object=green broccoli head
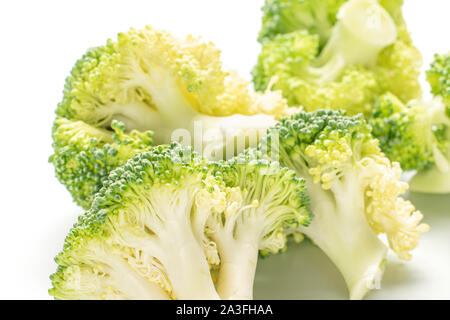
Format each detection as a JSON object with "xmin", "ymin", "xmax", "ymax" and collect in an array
[
  {"xmin": 261, "ymin": 110, "xmax": 429, "ymax": 299},
  {"xmin": 427, "ymin": 52, "xmax": 450, "ymax": 113},
  {"xmin": 50, "ymin": 143, "xmax": 219, "ymax": 300},
  {"xmin": 253, "ymin": 0, "xmax": 422, "ymax": 116},
  {"xmin": 265, "ymin": 110, "xmax": 379, "ymax": 189},
  {"xmin": 49, "ymin": 118, "xmax": 153, "ymax": 209},
  {"xmin": 369, "ymin": 93, "xmax": 438, "ymax": 171},
  {"xmin": 370, "ymin": 52, "xmax": 450, "ymax": 193},
  {"xmin": 253, "ymin": 29, "xmax": 381, "ymax": 115},
  {"xmin": 50, "ymin": 143, "xmax": 311, "ymax": 300},
  {"xmin": 258, "ymin": 0, "xmax": 346, "ymax": 46}
]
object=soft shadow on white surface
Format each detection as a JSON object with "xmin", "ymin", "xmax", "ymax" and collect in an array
[
  {"xmin": 254, "ymin": 193, "xmax": 450, "ymax": 300},
  {"xmin": 254, "ymin": 239, "xmax": 348, "ymax": 299}
]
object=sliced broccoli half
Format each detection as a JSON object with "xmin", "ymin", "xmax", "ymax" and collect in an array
[
  {"xmin": 49, "ymin": 143, "xmax": 311, "ymax": 300},
  {"xmin": 50, "ymin": 143, "xmax": 218, "ymax": 300},
  {"xmin": 253, "ymin": 0, "xmax": 422, "ymax": 116},
  {"xmin": 51, "ymin": 26, "xmax": 290, "ymax": 208},
  {"xmin": 260, "ymin": 110, "xmax": 429, "ymax": 299}
]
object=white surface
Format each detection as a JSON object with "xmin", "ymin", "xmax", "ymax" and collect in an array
[{"xmin": 0, "ymin": 0, "xmax": 449, "ymax": 299}]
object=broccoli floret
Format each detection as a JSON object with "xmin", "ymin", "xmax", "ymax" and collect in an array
[
  {"xmin": 370, "ymin": 52, "xmax": 450, "ymax": 193},
  {"xmin": 49, "ymin": 143, "xmax": 311, "ymax": 300},
  {"xmin": 49, "ymin": 118, "xmax": 153, "ymax": 209},
  {"xmin": 258, "ymin": 0, "xmax": 346, "ymax": 46},
  {"xmin": 260, "ymin": 110, "xmax": 429, "ymax": 299},
  {"xmin": 50, "ymin": 143, "xmax": 215, "ymax": 300},
  {"xmin": 50, "ymin": 143, "xmax": 220, "ymax": 300},
  {"xmin": 408, "ymin": 53, "xmax": 450, "ymax": 194},
  {"xmin": 370, "ymin": 94, "xmax": 448, "ymax": 171},
  {"xmin": 52, "ymin": 26, "xmax": 290, "ymax": 208},
  {"xmin": 427, "ymin": 53, "xmax": 450, "ymax": 113},
  {"xmin": 203, "ymin": 151, "xmax": 311, "ymax": 299},
  {"xmin": 253, "ymin": 0, "xmax": 422, "ymax": 116}
]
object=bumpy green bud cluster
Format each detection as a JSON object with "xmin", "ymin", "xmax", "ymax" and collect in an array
[
  {"xmin": 253, "ymin": 0, "xmax": 422, "ymax": 117},
  {"xmin": 55, "ymin": 27, "xmax": 226, "ymax": 123},
  {"xmin": 56, "ymin": 41, "xmax": 121, "ymax": 121},
  {"xmin": 427, "ymin": 52, "xmax": 450, "ymax": 114},
  {"xmin": 263, "ymin": 110, "xmax": 380, "ymax": 189},
  {"xmin": 50, "ymin": 143, "xmax": 206, "ymax": 298},
  {"xmin": 253, "ymin": 30, "xmax": 319, "ymax": 94},
  {"xmin": 261, "ymin": 109, "xmax": 429, "ymax": 269},
  {"xmin": 56, "ymin": 25, "xmax": 287, "ymax": 125},
  {"xmin": 49, "ymin": 118, "xmax": 153, "ymax": 209},
  {"xmin": 375, "ymin": 40, "xmax": 423, "ymax": 105},
  {"xmin": 252, "ymin": 30, "xmax": 380, "ymax": 114},
  {"xmin": 370, "ymin": 93, "xmax": 436, "ymax": 171},
  {"xmin": 369, "ymin": 52, "xmax": 450, "ymax": 175},
  {"xmin": 88, "ymin": 143, "xmax": 203, "ymax": 212},
  {"xmin": 58, "ymin": 143, "xmax": 201, "ymax": 252},
  {"xmin": 258, "ymin": 0, "xmax": 346, "ymax": 45},
  {"xmin": 213, "ymin": 150, "xmax": 312, "ymax": 243}
]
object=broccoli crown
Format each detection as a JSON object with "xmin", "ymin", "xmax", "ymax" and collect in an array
[
  {"xmin": 209, "ymin": 150, "xmax": 312, "ymax": 253},
  {"xmin": 55, "ymin": 143, "xmax": 203, "ymax": 259},
  {"xmin": 262, "ymin": 110, "xmax": 429, "ymax": 261},
  {"xmin": 370, "ymin": 53, "xmax": 450, "ymax": 173},
  {"xmin": 252, "ymin": 30, "xmax": 381, "ymax": 115},
  {"xmin": 50, "ymin": 142, "xmax": 311, "ymax": 300},
  {"xmin": 264, "ymin": 109, "xmax": 379, "ymax": 188},
  {"xmin": 258, "ymin": 0, "xmax": 346, "ymax": 46},
  {"xmin": 57, "ymin": 26, "xmax": 287, "ymax": 125},
  {"xmin": 427, "ymin": 52, "xmax": 450, "ymax": 112},
  {"xmin": 370, "ymin": 93, "xmax": 439, "ymax": 171},
  {"xmin": 49, "ymin": 118, "xmax": 153, "ymax": 209},
  {"xmin": 253, "ymin": 0, "xmax": 422, "ymax": 116},
  {"xmin": 50, "ymin": 143, "xmax": 213, "ymax": 300}
]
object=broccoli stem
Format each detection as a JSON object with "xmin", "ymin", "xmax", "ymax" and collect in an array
[
  {"xmin": 215, "ymin": 240, "xmax": 260, "ymax": 300},
  {"xmin": 164, "ymin": 240, "xmax": 220, "ymax": 299},
  {"xmin": 124, "ymin": 186, "xmax": 221, "ymax": 300},
  {"xmin": 307, "ymin": 0, "xmax": 397, "ymax": 85},
  {"xmin": 105, "ymin": 101, "xmax": 163, "ymax": 137},
  {"xmin": 114, "ymin": 224, "xmax": 220, "ymax": 299},
  {"xmin": 299, "ymin": 173, "xmax": 388, "ymax": 300}
]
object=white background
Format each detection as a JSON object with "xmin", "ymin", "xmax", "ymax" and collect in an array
[{"xmin": 0, "ymin": 0, "xmax": 449, "ymax": 299}]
